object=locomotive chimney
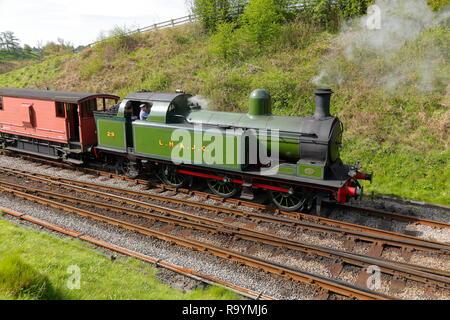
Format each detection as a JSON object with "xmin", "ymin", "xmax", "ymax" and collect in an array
[{"xmin": 314, "ymin": 88, "xmax": 333, "ymax": 120}]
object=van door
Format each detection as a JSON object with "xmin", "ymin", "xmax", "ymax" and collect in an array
[
  {"xmin": 79, "ymin": 99, "xmax": 99, "ymax": 146},
  {"xmin": 64, "ymin": 103, "xmax": 80, "ymax": 142}
]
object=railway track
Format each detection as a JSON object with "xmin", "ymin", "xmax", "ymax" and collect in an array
[
  {"xmin": 337, "ymin": 204, "xmax": 450, "ymax": 230},
  {"xmin": 0, "ymin": 206, "xmax": 277, "ymax": 300},
  {"xmin": 0, "ymin": 166, "xmax": 448, "ymax": 256},
  {"xmin": 0, "ymin": 185, "xmax": 390, "ymax": 300},
  {"xmin": 1, "ymin": 171, "xmax": 449, "ymax": 299},
  {"xmin": 0, "ymin": 152, "xmax": 449, "ymax": 299},
  {"xmin": 1, "ymin": 179, "xmax": 449, "ymax": 281},
  {"xmin": 2, "ymin": 152, "xmax": 449, "ymax": 233}
]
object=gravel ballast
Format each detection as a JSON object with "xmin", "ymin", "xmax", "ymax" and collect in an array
[
  {"xmin": 0, "ymin": 194, "xmax": 320, "ymax": 300},
  {"xmin": 1, "ymin": 154, "xmax": 449, "ymax": 300}
]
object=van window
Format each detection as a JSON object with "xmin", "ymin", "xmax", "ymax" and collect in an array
[
  {"xmin": 0, "ymin": 96, "xmax": 3, "ymax": 110},
  {"xmin": 56, "ymin": 102, "xmax": 65, "ymax": 117}
]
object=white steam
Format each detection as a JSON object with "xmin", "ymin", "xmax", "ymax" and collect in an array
[
  {"xmin": 312, "ymin": 0, "xmax": 450, "ymax": 93},
  {"xmin": 188, "ymin": 95, "xmax": 211, "ymax": 110}
]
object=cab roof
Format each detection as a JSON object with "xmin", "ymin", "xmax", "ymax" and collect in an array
[
  {"xmin": 124, "ymin": 91, "xmax": 188, "ymax": 102},
  {"xmin": 0, "ymin": 88, "xmax": 119, "ymax": 103}
]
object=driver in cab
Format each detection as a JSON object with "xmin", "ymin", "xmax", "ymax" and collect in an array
[{"xmin": 139, "ymin": 103, "xmax": 151, "ymax": 121}]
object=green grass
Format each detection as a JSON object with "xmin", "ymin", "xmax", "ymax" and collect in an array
[
  {"xmin": 0, "ymin": 55, "xmax": 67, "ymax": 88},
  {"xmin": 0, "ymin": 218, "xmax": 240, "ymax": 300},
  {"xmin": 0, "ymin": 18, "xmax": 448, "ymax": 205}
]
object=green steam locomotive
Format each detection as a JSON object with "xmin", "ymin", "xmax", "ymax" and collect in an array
[{"xmin": 92, "ymin": 88, "xmax": 372, "ymax": 212}]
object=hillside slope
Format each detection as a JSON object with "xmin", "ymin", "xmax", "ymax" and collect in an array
[{"xmin": 0, "ymin": 21, "xmax": 448, "ymax": 205}]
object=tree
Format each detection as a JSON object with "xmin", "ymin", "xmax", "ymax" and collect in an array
[
  {"xmin": 0, "ymin": 31, "xmax": 20, "ymax": 52},
  {"xmin": 23, "ymin": 44, "xmax": 32, "ymax": 53},
  {"xmin": 0, "ymin": 33, "xmax": 4, "ymax": 51},
  {"xmin": 42, "ymin": 38, "xmax": 74, "ymax": 56}
]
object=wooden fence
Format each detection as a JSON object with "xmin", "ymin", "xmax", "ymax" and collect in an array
[
  {"xmin": 83, "ymin": 1, "xmax": 320, "ymax": 49},
  {"xmin": 85, "ymin": 14, "xmax": 198, "ymax": 48}
]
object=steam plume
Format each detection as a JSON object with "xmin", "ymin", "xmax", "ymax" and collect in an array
[
  {"xmin": 312, "ymin": 0, "xmax": 450, "ymax": 93},
  {"xmin": 189, "ymin": 95, "xmax": 211, "ymax": 110}
]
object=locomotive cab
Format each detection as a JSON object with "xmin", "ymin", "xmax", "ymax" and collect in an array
[{"xmin": 94, "ymin": 91, "xmax": 192, "ymax": 154}]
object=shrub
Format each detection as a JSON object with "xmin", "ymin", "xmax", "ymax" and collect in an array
[
  {"xmin": 277, "ymin": 18, "xmax": 322, "ymax": 50},
  {"xmin": 95, "ymin": 26, "xmax": 140, "ymax": 55},
  {"xmin": 208, "ymin": 22, "xmax": 241, "ymax": 62},
  {"xmin": 80, "ymin": 56, "xmax": 104, "ymax": 79},
  {"xmin": 300, "ymin": 0, "xmax": 341, "ymax": 30},
  {"xmin": 428, "ymin": 0, "xmax": 450, "ymax": 10},
  {"xmin": 251, "ymin": 69, "xmax": 296, "ymax": 111},
  {"xmin": 335, "ymin": 0, "xmax": 375, "ymax": 19},
  {"xmin": 192, "ymin": 0, "xmax": 246, "ymax": 32},
  {"xmin": 240, "ymin": 0, "xmax": 283, "ymax": 47},
  {"xmin": 141, "ymin": 71, "xmax": 171, "ymax": 91},
  {"xmin": 42, "ymin": 38, "xmax": 74, "ymax": 56}
]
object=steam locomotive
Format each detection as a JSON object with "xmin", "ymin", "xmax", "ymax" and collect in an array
[{"xmin": 0, "ymin": 87, "xmax": 372, "ymax": 213}]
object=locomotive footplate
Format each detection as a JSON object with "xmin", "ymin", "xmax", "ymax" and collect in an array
[{"xmin": 240, "ymin": 177, "xmax": 254, "ymax": 200}]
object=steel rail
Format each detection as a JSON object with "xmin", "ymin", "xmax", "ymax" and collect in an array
[
  {"xmin": 338, "ymin": 204, "xmax": 450, "ymax": 230},
  {"xmin": 1, "ymin": 154, "xmax": 448, "ymax": 241},
  {"xmin": 0, "ymin": 187, "xmax": 392, "ymax": 300},
  {"xmin": 0, "ymin": 206, "xmax": 277, "ymax": 300},
  {"xmin": 1, "ymin": 181, "xmax": 449, "ymax": 290},
  {"xmin": 5, "ymin": 152, "xmax": 448, "ymax": 223},
  {"xmin": 375, "ymin": 195, "xmax": 450, "ymax": 211},
  {"xmin": 0, "ymin": 166, "xmax": 448, "ymax": 256}
]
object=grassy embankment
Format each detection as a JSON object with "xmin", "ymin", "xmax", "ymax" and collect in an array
[
  {"xmin": 0, "ymin": 218, "xmax": 238, "ymax": 300},
  {"xmin": 0, "ymin": 51, "xmax": 41, "ymax": 75},
  {"xmin": 0, "ymin": 18, "xmax": 448, "ymax": 205}
]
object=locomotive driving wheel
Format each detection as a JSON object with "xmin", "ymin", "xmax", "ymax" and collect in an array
[
  {"xmin": 159, "ymin": 164, "xmax": 190, "ymax": 188},
  {"xmin": 207, "ymin": 176, "xmax": 241, "ymax": 198},
  {"xmin": 270, "ymin": 187, "xmax": 315, "ymax": 212},
  {"xmin": 114, "ymin": 158, "xmax": 138, "ymax": 178}
]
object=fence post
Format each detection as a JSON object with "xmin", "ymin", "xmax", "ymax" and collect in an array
[{"xmin": 171, "ymin": 19, "xmax": 174, "ymax": 27}]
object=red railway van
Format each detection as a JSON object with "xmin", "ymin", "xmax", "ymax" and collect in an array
[{"xmin": 0, "ymin": 88, "xmax": 119, "ymax": 164}]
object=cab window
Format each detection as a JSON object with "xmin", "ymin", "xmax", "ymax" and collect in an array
[{"xmin": 125, "ymin": 101, "xmax": 152, "ymax": 120}]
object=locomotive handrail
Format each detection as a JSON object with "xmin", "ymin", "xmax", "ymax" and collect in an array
[{"xmin": 185, "ymin": 121, "xmax": 321, "ymax": 141}]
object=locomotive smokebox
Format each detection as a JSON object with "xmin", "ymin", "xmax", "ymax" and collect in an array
[{"xmin": 314, "ymin": 88, "xmax": 333, "ymax": 120}]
